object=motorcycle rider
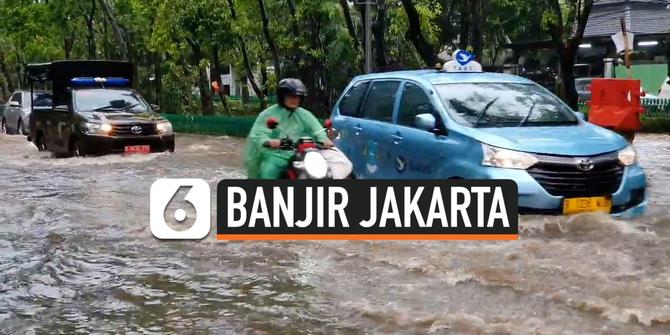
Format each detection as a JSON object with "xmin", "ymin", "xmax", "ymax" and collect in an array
[{"xmin": 245, "ymin": 78, "xmax": 334, "ymax": 179}]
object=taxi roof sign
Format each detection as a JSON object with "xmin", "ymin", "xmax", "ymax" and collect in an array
[{"xmin": 442, "ymin": 50, "xmax": 483, "ymax": 73}]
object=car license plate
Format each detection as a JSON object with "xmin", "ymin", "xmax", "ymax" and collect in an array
[
  {"xmin": 563, "ymin": 196, "xmax": 612, "ymax": 215},
  {"xmin": 124, "ymin": 145, "xmax": 151, "ymax": 154}
]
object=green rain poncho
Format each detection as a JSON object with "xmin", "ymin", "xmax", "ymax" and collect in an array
[{"xmin": 244, "ymin": 104, "xmax": 328, "ymax": 179}]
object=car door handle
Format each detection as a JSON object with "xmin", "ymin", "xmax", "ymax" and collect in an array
[
  {"xmin": 391, "ymin": 134, "xmax": 403, "ymax": 144},
  {"xmin": 353, "ymin": 125, "xmax": 363, "ymax": 135}
]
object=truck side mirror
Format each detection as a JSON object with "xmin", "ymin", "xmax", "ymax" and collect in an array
[
  {"xmin": 9, "ymin": 101, "xmax": 20, "ymax": 108},
  {"xmin": 150, "ymin": 104, "xmax": 160, "ymax": 112}
]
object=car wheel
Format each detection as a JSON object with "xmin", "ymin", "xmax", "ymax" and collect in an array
[
  {"xmin": 36, "ymin": 133, "xmax": 46, "ymax": 151},
  {"xmin": 17, "ymin": 120, "xmax": 24, "ymax": 135},
  {"xmin": 1, "ymin": 118, "xmax": 6, "ymax": 134},
  {"xmin": 69, "ymin": 139, "xmax": 83, "ymax": 157}
]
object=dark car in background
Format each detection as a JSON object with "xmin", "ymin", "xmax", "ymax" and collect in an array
[{"xmin": 26, "ymin": 60, "xmax": 174, "ymax": 157}]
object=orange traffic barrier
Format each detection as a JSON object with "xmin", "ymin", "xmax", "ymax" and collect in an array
[{"xmin": 586, "ymin": 78, "xmax": 646, "ymax": 139}]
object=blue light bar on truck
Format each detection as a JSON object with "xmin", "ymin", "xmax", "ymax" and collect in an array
[{"xmin": 71, "ymin": 77, "xmax": 130, "ymax": 87}]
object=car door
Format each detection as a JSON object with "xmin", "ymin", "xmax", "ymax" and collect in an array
[
  {"xmin": 332, "ymin": 80, "xmax": 371, "ymax": 168},
  {"xmin": 6, "ymin": 92, "xmax": 22, "ymax": 130},
  {"xmin": 353, "ymin": 80, "xmax": 402, "ymax": 179},
  {"xmin": 390, "ymin": 81, "xmax": 448, "ymax": 179},
  {"xmin": 45, "ymin": 91, "xmax": 73, "ymax": 153}
]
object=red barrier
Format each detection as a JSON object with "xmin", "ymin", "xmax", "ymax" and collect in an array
[{"xmin": 586, "ymin": 78, "xmax": 646, "ymax": 135}]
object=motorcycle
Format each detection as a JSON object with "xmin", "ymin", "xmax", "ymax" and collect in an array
[{"xmin": 264, "ymin": 117, "xmax": 354, "ymax": 179}]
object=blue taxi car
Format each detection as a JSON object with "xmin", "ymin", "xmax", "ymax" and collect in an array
[{"xmin": 330, "ymin": 53, "xmax": 647, "ymax": 218}]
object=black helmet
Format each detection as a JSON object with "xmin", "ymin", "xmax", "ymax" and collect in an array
[{"xmin": 277, "ymin": 78, "xmax": 307, "ymax": 108}]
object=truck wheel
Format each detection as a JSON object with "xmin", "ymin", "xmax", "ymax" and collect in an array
[
  {"xmin": 69, "ymin": 139, "xmax": 83, "ymax": 157},
  {"xmin": 36, "ymin": 133, "xmax": 46, "ymax": 151}
]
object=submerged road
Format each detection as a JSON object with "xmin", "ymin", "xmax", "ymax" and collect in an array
[{"xmin": 1, "ymin": 133, "xmax": 670, "ymax": 334}]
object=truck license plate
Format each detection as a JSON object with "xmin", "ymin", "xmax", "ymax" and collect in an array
[
  {"xmin": 563, "ymin": 196, "xmax": 612, "ymax": 215},
  {"xmin": 124, "ymin": 145, "xmax": 151, "ymax": 154}
]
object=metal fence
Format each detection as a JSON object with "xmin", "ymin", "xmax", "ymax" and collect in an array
[{"xmin": 164, "ymin": 99, "xmax": 670, "ymax": 138}]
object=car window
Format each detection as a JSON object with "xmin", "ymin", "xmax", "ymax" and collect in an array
[
  {"xmin": 33, "ymin": 93, "xmax": 53, "ymax": 107},
  {"xmin": 10, "ymin": 93, "xmax": 22, "ymax": 105},
  {"xmin": 338, "ymin": 81, "xmax": 369, "ymax": 117},
  {"xmin": 436, "ymin": 82, "xmax": 579, "ymax": 128},
  {"xmin": 398, "ymin": 82, "xmax": 434, "ymax": 128},
  {"xmin": 360, "ymin": 81, "xmax": 400, "ymax": 123}
]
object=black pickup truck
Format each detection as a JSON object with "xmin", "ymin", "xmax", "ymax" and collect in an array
[{"xmin": 26, "ymin": 60, "xmax": 174, "ymax": 157}]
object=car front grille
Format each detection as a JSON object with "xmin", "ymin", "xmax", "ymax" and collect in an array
[
  {"xmin": 528, "ymin": 152, "xmax": 624, "ymax": 198},
  {"xmin": 110, "ymin": 123, "xmax": 157, "ymax": 136}
]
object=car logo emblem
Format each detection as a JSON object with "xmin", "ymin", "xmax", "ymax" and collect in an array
[
  {"xmin": 131, "ymin": 125, "xmax": 142, "ymax": 134},
  {"xmin": 576, "ymin": 158, "xmax": 595, "ymax": 171}
]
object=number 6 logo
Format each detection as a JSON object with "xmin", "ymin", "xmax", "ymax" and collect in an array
[{"xmin": 150, "ymin": 179, "xmax": 211, "ymax": 240}]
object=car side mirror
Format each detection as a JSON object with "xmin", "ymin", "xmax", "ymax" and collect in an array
[
  {"xmin": 54, "ymin": 105, "xmax": 69, "ymax": 113},
  {"xmin": 574, "ymin": 111, "xmax": 586, "ymax": 121},
  {"xmin": 9, "ymin": 101, "xmax": 20, "ymax": 108},
  {"xmin": 415, "ymin": 113, "xmax": 437, "ymax": 132},
  {"xmin": 150, "ymin": 104, "xmax": 160, "ymax": 112}
]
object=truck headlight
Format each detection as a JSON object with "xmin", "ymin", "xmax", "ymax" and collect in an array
[
  {"xmin": 156, "ymin": 121, "xmax": 173, "ymax": 134},
  {"xmin": 618, "ymin": 145, "xmax": 637, "ymax": 166},
  {"xmin": 81, "ymin": 122, "xmax": 112, "ymax": 135},
  {"xmin": 481, "ymin": 143, "xmax": 538, "ymax": 169}
]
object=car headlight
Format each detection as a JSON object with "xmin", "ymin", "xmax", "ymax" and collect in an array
[
  {"xmin": 481, "ymin": 143, "xmax": 538, "ymax": 169},
  {"xmin": 618, "ymin": 145, "xmax": 637, "ymax": 166},
  {"xmin": 303, "ymin": 151, "xmax": 329, "ymax": 179},
  {"xmin": 81, "ymin": 122, "xmax": 112, "ymax": 135},
  {"xmin": 156, "ymin": 121, "xmax": 173, "ymax": 134}
]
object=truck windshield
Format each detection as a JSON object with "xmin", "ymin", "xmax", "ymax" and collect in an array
[
  {"xmin": 435, "ymin": 83, "xmax": 579, "ymax": 128},
  {"xmin": 74, "ymin": 89, "xmax": 150, "ymax": 113}
]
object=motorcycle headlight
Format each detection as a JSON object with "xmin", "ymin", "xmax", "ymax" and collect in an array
[
  {"xmin": 81, "ymin": 122, "xmax": 112, "ymax": 135},
  {"xmin": 618, "ymin": 145, "xmax": 637, "ymax": 166},
  {"xmin": 156, "ymin": 121, "xmax": 173, "ymax": 134},
  {"xmin": 481, "ymin": 143, "xmax": 538, "ymax": 169},
  {"xmin": 303, "ymin": 151, "xmax": 329, "ymax": 179}
]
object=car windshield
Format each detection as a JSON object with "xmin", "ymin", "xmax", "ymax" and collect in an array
[
  {"xmin": 435, "ymin": 82, "xmax": 579, "ymax": 128},
  {"xmin": 74, "ymin": 89, "xmax": 150, "ymax": 113},
  {"xmin": 33, "ymin": 92, "xmax": 52, "ymax": 107}
]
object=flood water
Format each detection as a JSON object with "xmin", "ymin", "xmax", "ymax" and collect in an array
[{"xmin": 1, "ymin": 133, "xmax": 670, "ymax": 334}]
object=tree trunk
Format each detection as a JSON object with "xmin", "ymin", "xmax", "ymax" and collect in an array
[
  {"xmin": 211, "ymin": 45, "xmax": 231, "ymax": 115},
  {"xmin": 470, "ymin": 0, "xmax": 483, "ymax": 61},
  {"xmin": 189, "ymin": 41, "xmax": 214, "ymax": 115},
  {"xmin": 85, "ymin": 0, "xmax": 97, "ymax": 59},
  {"xmin": 258, "ymin": 0, "xmax": 280, "ymax": 78},
  {"xmin": 227, "ymin": 0, "xmax": 264, "ymax": 101},
  {"xmin": 666, "ymin": 36, "xmax": 670, "ymax": 78},
  {"xmin": 400, "ymin": 0, "xmax": 438, "ymax": 67},
  {"xmin": 559, "ymin": 49, "xmax": 579, "ymax": 110},
  {"xmin": 64, "ymin": 32, "xmax": 75, "ymax": 59},
  {"xmin": 339, "ymin": 0, "xmax": 359, "ymax": 48},
  {"xmin": 153, "ymin": 52, "xmax": 162, "ymax": 107},
  {"xmin": 286, "ymin": 0, "xmax": 300, "ymax": 40},
  {"xmin": 373, "ymin": 0, "xmax": 388, "ymax": 70},
  {"xmin": 97, "ymin": 0, "xmax": 129, "ymax": 60},
  {"xmin": 0, "ymin": 51, "xmax": 15, "ymax": 94},
  {"xmin": 459, "ymin": 1, "xmax": 470, "ymax": 50}
]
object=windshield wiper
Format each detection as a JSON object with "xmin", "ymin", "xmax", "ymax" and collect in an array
[
  {"xmin": 93, "ymin": 105, "xmax": 123, "ymax": 112},
  {"xmin": 518, "ymin": 101, "xmax": 538, "ymax": 127},
  {"xmin": 474, "ymin": 97, "xmax": 500, "ymax": 127}
]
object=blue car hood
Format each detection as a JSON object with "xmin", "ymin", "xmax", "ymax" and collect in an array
[{"xmin": 470, "ymin": 123, "xmax": 629, "ymax": 156}]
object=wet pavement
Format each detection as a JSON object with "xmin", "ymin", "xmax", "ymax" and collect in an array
[{"xmin": 1, "ymin": 133, "xmax": 670, "ymax": 334}]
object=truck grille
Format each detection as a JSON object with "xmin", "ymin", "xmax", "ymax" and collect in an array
[
  {"xmin": 528, "ymin": 152, "xmax": 624, "ymax": 198},
  {"xmin": 110, "ymin": 123, "xmax": 156, "ymax": 136}
]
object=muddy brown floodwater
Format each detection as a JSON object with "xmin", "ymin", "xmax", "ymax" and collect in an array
[{"xmin": 1, "ymin": 133, "xmax": 670, "ymax": 334}]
